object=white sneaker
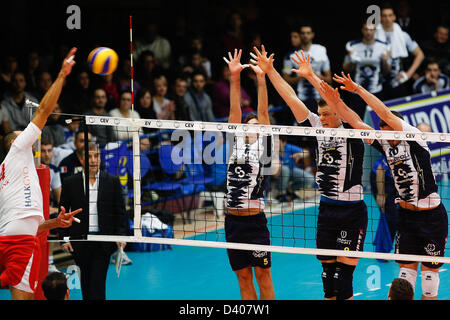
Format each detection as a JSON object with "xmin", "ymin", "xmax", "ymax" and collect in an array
[{"xmin": 121, "ymin": 252, "xmax": 133, "ymax": 265}]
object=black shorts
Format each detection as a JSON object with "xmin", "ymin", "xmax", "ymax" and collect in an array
[
  {"xmin": 224, "ymin": 212, "xmax": 271, "ymax": 271},
  {"xmin": 316, "ymin": 200, "xmax": 368, "ymax": 261},
  {"xmin": 395, "ymin": 203, "xmax": 448, "ymax": 268}
]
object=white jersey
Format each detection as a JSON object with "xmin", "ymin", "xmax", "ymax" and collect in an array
[
  {"xmin": 226, "ymin": 133, "xmax": 273, "ymax": 211},
  {"xmin": 303, "ymin": 112, "xmax": 365, "ymax": 202},
  {"xmin": 370, "ymin": 120, "xmax": 440, "ymax": 209},
  {"xmin": 345, "ymin": 39, "xmax": 390, "ymax": 93},
  {"xmin": 283, "ymin": 44, "xmax": 331, "ymax": 101},
  {"xmin": 375, "ymin": 30, "xmax": 418, "ymax": 88},
  {"xmin": 0, "ymin": 122, "xmax": 44, "ymax": 230}
]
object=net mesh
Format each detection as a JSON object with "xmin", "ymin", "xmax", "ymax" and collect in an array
[{"xmin": 53, "ymin": 113, "xmax": 450, "ymax": 264}]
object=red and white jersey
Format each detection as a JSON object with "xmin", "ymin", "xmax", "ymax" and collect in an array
[{"xmin": 0, "ymin": 122, "xmax": 44, "ymax": 230}]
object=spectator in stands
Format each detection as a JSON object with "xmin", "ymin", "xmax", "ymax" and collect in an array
[
  {"xmin": 211, "ymin": 64, "xmax": 253, "ymax": 119},
  {"xmin": 84, "ymin": 88, "xmax": 115, "ymax": 147},
  {"xmin": 109, "ymin": 91, "xmax": 142, "ymax": 141},
  {"xmin": 273, "ymin": 136, "xmax": 315, "ymax": 202},
  {"xmin": 395, "ymin": 0, "xmax": 422, "ymax": 39},
  {"xmin": 42, "ymin": 102, "xmax": 66, "ymax": 147},
  {"xmin": 134, "ymin": 22, "xmax": 172, "ymax": 70},
  {"xmin": 282, "ymin": 23, "xmax": 332, "ymax": 115},
  {"xmin": 136, "ymin": 50, "xmax": 163, "ymax": 89},
  {"xmin": 66, "ymin": 70, "xmax": 92, "ymax": 115},
  {"xmin": 343, "ymin": 21, "xmax": 391, "ymax": 119},
  {"xmin": 59, "ymin": 128, "xmax": 93, "ymax": 182},
  {"xmin": 421, "ymin": 25, "xmax": 450, "ymax": 76},
  {"xmin": 413, "ymin": 59, "xmax": 450, "ymax": 94},
  {"xmin": 99, "ymin": 73, "xmax": 119, "ymax": 111},
  {"xmin": 60, "ymin": 116, "xmax": 81, "ymax": 151},
  {"xmin": 152, "ymin": 75, "xmax": 176, "ymax": 120},
  {"xmin": 42, "ymin": 272, "xmax": 70, "ymax": 300},
  {"xmin": 171, "ymin": 77, "xmax": 190, "ymax": 121},
  {"xmin": 118, "ymin": 58, "xmax": 141, "ymax": 99},
  {"xmin": 33, "ymin": 71, "xmax": 53, "ymax": 102},
  {"xmin": 220, "ymin": 11, "xmax": 246, "ymax": 53},
  {"xmin": 0, "ymin": 71, "xmax": 39, "ymax": 131},
  {"xmin": 375, "ymin": 2, "xmax": 425, "ymax": 99},
  {"xmin": 41, "ymin": 138, "xmax": 62, "ymax": 213},
  {"xmin": 181, "ymin": 52, "xmax": 211, "ymax": 84},
  {"xmin": 184, "ymin": 72, "xmax": 216, "ymax": 122},
  {"xmin": 135, "ymin": 87, "xmax": 156, "ymax": 120},
  {"xmin": 25, "ymin": 50, "xmax": 41, "ymax": 92},
  {"xmin": 388, "ymin": 278, "xmax": 414, "ymax": 300},
  {"xmin": 0, "ymin": 55, "xmax": 18, "ymax": 98}
]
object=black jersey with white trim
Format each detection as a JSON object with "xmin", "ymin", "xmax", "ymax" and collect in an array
[
  {"xmin": 370, "ymin": 120, "xmax": 440, "ymax": 208},
  {"xmin": 226, "ymin": 133, "xmax": 273, "ymax": 210},
  {"xmin": 302, "ymin": 112, "xmax": 365, "ymax": 202}
]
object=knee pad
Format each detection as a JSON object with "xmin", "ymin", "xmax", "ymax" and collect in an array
[
  {"xmin": 334, "ymin": 262, "xmax": 356, "ymax": 300},
  {"xmin": 321, "ymin": 262, "xmax": 336, "ymax": 298},
  {"xmin": 421, "ymin": 270, "xmax": 439, "ymax": 298},
  {"xmin": 398, "ymin": 267, "xmax": 417, "ymax": 292}
]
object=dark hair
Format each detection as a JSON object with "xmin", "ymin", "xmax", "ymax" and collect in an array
[
  {"xmin": 40, "ymin": 137, "xmax": 53, "ymax": 146},
  {"xmin": 317, "ymin": 99, "xmax": 328, "ymax": 108},
  {"xmin": 424, "ymin": 58, "xmax": 441, "ymax": 69},
  {"xmin": 389, "ymin": 278, "xmax": 414, "ymax": 300},
  {"xmin": 381, "ymin": 2, "xmax": 395, "ymax": 12},
  {"xmin": 379, "ymin": 110, "xmax": 403, "ymax": 128},
  {"xmin": 42, "ymin": 272, "xmax": 68, "ymax": 300},
  {"xmin": 243, "ymin": 113, "xmax": 258, "ymax": 124}
]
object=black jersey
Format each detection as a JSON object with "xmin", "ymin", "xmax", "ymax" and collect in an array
[
  {"xmin": 370, "ymin": 119, "xmax": 440, "ymax": 209},
  {"xmin": 302, "ymin": 112, "xmax": 365, "ymax": 202}
]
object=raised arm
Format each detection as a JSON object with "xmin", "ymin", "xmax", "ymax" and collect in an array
[
  {"xmin": 252, "ymin": 45, "xmax": 309, "ymax": 123},
  {"xmin": 224, "ymin": 49, "xmax": 247, "ymax": 124},
  {"xmin": 249, "ymin": 64, "xmax": 270, "ymax": 125},
  {"xmin": 333, "ymin": 72, "xmax": 403, "ymax": 131},
  {"xmin": 32, "ymin": 47, "xmax": 77, "ymax": 130}
]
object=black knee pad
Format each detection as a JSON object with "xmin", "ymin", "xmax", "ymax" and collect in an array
[
  {"xmin": 321, "ymin": 262, "xmax": 336, "ymax": 298},
  {"xmin": 334, "ymin": 262, "xmax": 356, "ymax": 300}
]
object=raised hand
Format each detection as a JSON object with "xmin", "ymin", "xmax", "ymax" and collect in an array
[
  {"xmin": 290, "ymin": 50, "xmax": 313, "ymax": 78},
  {"xmin": 319, "ymin": 80, "xmax": 342, "ymax": 105},
  {"xmin": 223, "ymin": 49, "xmax": 247, "ymax": 75},
  {"xmin": 333, "ymin": 72, "xmax": 359, "ymax": 93},
  {"xmin": 60, "ymin": 47, "xmax": 77, "ymax": 77},
  {"xmin": 251, "ymin": 45, "xmax": 275, "ymax": 74}
]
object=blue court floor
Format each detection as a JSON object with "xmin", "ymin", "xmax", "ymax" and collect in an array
[{"xmin": 0, "ymin": 193, "xmax": 449, "ymax": 300}]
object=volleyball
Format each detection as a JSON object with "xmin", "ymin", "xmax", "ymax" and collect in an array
[{"xmin": 87, "ymin": 47, "xmax": 118, "ymax": 75}]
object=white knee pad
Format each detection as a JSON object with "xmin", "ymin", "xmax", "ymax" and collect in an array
[
  {"xmin": 398, "ymin": 267, "xmax": 417, "ymax": 291},
  {"xmin": 421, "ymin": 271, "xmax": 439, "ymax": 298}
]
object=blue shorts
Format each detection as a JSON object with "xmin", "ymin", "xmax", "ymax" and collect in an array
[
  {"xmin": 224, "ymin": 212, "xmax": 271, "ymax": 271},
  {"xmin": 316, "ymin": 200, "xmax": 368, "ymax": 261},
  {"xmin": 395, "ymin": 202, "xmax": 448, "ymax": 268}
]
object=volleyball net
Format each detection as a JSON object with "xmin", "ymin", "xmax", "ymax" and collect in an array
[{"xmin": 52, "ymin": 112, "xmax": 450, "ymax": 265}]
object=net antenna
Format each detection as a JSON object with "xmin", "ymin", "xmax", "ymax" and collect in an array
[{"xmin": 129, "ymin": 14, "xmax": 142, "ymax": 237}]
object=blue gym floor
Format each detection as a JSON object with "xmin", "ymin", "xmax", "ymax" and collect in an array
[{"xmin": 0, "ymin": 193, "xmax": 449, "ymax": 300}]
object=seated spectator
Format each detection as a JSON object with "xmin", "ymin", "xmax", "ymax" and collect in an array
[
  {"xmin": 211, "ymin": 64, "xmax": 253, "ymax": 120},
  {"xmin": 84, "ymin": 88, "xmax": 115, "ymax": 147},
  {"xmin": 99, "ymin": 73, "xmax": 119, "ymax": 111},
  {"xmin": 171, "ymin": 77, "xmax": 189, "ymax": 121},
  {"xmin": 181, "ymin": 52, "xmax": 211, "ymax": 84},
  {"xmin": 134, "ymin": 22, "xmax": 172, "ymax": 70},
  {"xmin": 135, "ymin": 88, "xmax": 156, "ymax": 120},
  {"xmin": 109, "ymin": 91, "xmax": 143, "ymax": 141},
  {"xmin": 33, "ymin": 71, "xmax": 53, "ymax": 102},
  {"xmin": 413, "ymin": 59, "xmax": 450, "ymax": 94},
  {"xmin": 60, "ymin": 116, "xmax": 81, "ymax": 151},
  {"xmin": 59, "ymin": 128, "xmax": 93, "ymax": 182},
  {"xmin": 421, "ymin": 24, "xmax": 450, "ymax": 76},
  {"xmin": 272, "ymin": 136, "xmax": 315, "ymax": 202},
  {"xmin": 41, "ymin": 138, "xmax": 62, "ymax": 213},
  {"xmin": 117, "ymin": 57, "xmax": 141, "ymax": 98},
  {"xmin": 136, "ymin": 50, "xmax": 163, "ymax": 89},
  {"xmin": 0, "ymin": 55, "xmax": 18, "ymax": 99},
  {"xmin": 152, "ymin": 75, "xmax": 176, "ymax": 120},
  {"xmin": 42, "ymin": 272, "xmax": 70, "ymax": 300},
  {"xmin": 25, "ymin": 50, "xmax": 41, "ymax": 93},
  {"xmin": 184, "ymin": 72, "xmax": 215, "ymax": 122},
  {"xmin": 0, "ymin": 71, "xmax": 39, "ymax": 131},
  {"xmin": 42, "ymin": 103, "xmax": 66, "ymax": 147}
]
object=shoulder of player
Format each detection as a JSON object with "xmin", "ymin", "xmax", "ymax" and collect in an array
[
  {"xmin": 346, "ymin": 39, "xmax": 363, "ymax": 48},
  {"xmin": 374, "ymin": 39, "xmax": 388, "ymax": 46}
]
